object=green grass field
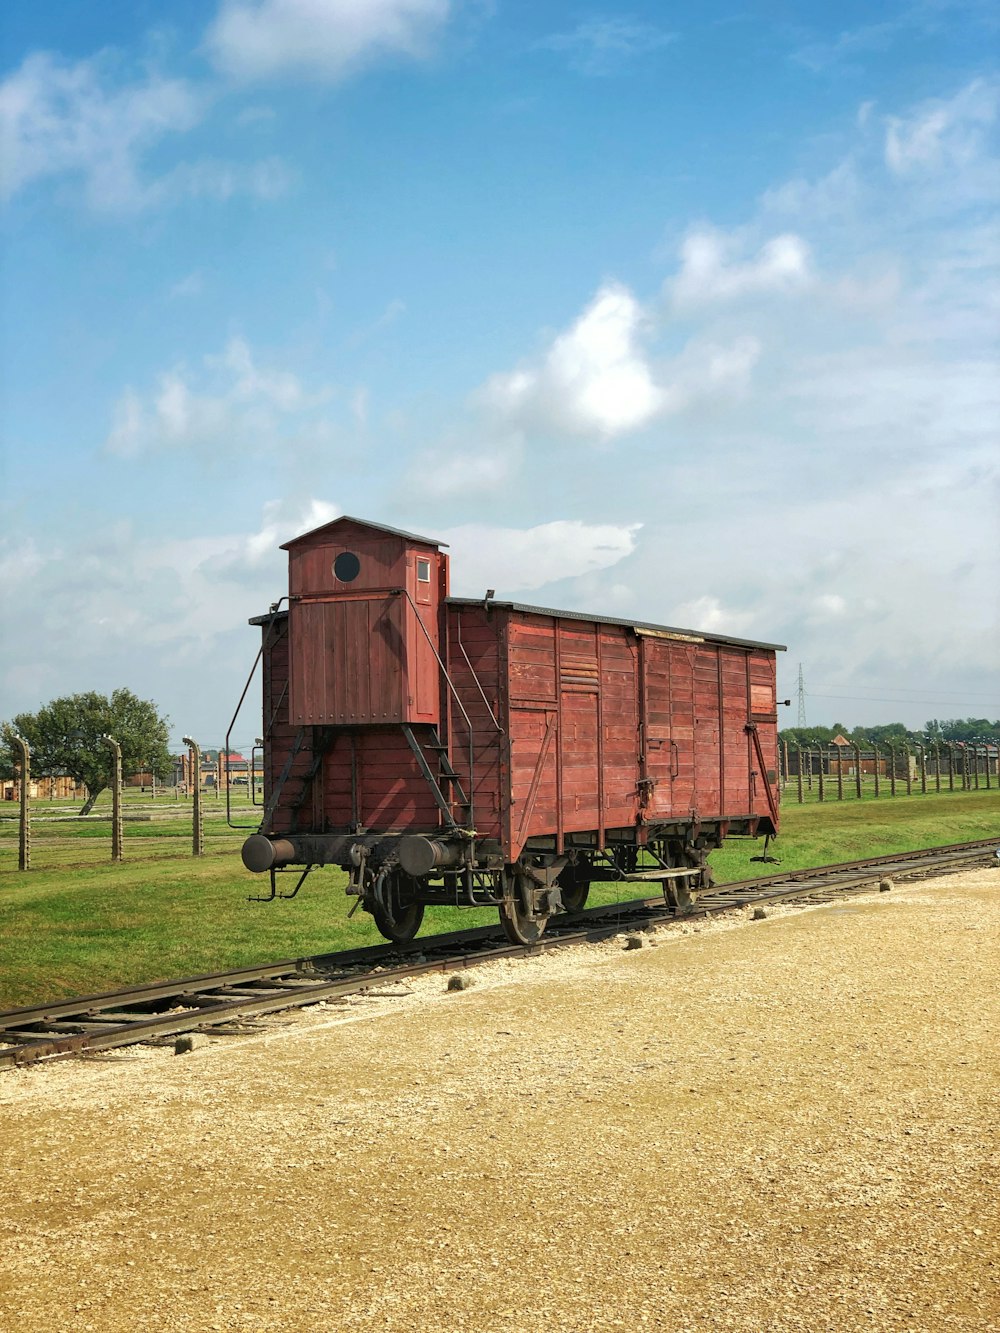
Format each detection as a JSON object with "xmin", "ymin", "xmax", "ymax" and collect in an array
[{"xmin": 1, "ymin": 786, "xmax": 997, "ymax": 1009}]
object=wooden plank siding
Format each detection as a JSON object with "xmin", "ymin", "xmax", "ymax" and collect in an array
[{"xmin": 259, "ymin": 594, "xmax": 780, "ymax": 854}]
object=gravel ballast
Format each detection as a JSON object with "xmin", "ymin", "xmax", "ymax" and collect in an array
[{"xmin": 1, "ymin": 869, "xmax": 998, "ymax": 1332}]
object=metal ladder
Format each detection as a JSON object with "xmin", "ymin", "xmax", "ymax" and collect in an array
[{"xmin": 402, "ymin": 725, "xmax": 472, "ymax": 830}]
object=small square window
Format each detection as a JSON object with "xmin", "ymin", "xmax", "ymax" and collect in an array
[{"xmin": 417, "ymin": 558, "xmax": 431, "ymax": 582}]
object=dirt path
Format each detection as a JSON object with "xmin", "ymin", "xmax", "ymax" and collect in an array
[{"xmin": 1, "ymin": 870, "xmax": 998, "ymax": 1332}]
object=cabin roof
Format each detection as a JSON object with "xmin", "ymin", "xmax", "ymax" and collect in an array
[
  {"xmin": 280, "ymin": 515, "xmax": 447, "ymax": 551},
  {"xmin": 251, "ymin": 596, "xmax": 785, "ymax": 651}
]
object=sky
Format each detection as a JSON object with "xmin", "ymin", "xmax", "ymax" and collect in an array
[{"xmin": 1, "ymin": 0, "xmax": 998, "ymax": 753}]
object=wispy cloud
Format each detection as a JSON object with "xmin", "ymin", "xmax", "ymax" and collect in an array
[
  {"xmin": 0, "ymin": 50, "xmax": 292, "ymax": 212},
  {"xmin": 168, "ymin": 271, "xmax": 205, "ymax": 300},
  {"xmin": 535, "ymin": 16, "xmax": 677, "ymax": 76},
  {"xmin": 443, "ymin": 519, "xmax": 642, "ymax": 596},
  {"xmin": 105, "ymin": 337, "xmax": 335, "ymax": 457},
  {"xmin": 669, "ymin": 228, "xmax": 813, "ymax": 306},
  {"xmin": 885, "ymin": 76, "xmax": 998, "ymax": 177},
  {"xmin": 0, "ymin": 52, "xmax": 203, "ymax": 209},
  {"xmin": 205, "ymin": 0, "xmax": 453, "ymax": 83},
  {"xmin": 792, "ymin": 20, "xmax": 901, "ymax": 74}
]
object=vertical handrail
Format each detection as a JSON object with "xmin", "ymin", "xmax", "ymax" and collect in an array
[
  {"xmin": 398, "ymin": 588, "xmax": 480, "ymax": 829},
  {"xmin": 225, "ymin": 598, "xmax": 287, "ymax": 829},
  {"xmin": 746, "ymin": 723, "xmax": 779, "ymax": 827}
]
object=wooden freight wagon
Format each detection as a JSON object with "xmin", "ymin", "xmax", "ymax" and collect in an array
[{"xmin": 241, "ymin": 517, "xmax": 784, "ymax": 943}]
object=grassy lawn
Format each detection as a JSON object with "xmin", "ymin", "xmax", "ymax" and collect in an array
[{"xmin": 1, "ymin": 787, "xmax": 997, "ymax": 1009}]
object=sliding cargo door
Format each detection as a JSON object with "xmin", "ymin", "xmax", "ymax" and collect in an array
[{"xmin": 638, "ymin": 634, "xmax": 696, "ymax": 817}]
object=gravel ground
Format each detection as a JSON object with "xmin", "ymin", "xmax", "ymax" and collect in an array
[{"xmin": 1, "ymin": 868, "xmax": 998, "ymax": 1333}]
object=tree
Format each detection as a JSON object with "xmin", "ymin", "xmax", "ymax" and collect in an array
[
  {"xmin": 1, "ymin": 689, "xmax": 171, "ymax": 815},
  {"xmin": 926, "ymin": 717, "xmax": 1000, "ymax": 743}
]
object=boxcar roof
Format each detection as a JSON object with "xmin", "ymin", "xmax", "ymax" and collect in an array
[
  {"xmin": 280, "ymin": 515, "xmax": 447, "ymax": 550},
  {"xmin": 251, "ymin": 599, "xmax": 785, "ymax": 651},
  {"xmin": 447, "ymin": 597, "xmax": 786, "ymax": 653}
]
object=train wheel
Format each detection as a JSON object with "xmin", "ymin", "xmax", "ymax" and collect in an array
[
  {"xmin": 499, "ymin": 895, "xmax": 546, "ymax": 945},
  {"xmin": 559, "ymin": 881, "xmax": 590, "ymax": 913},
  {"xmin": 498, "ymin": 871, "xmax": 548, "ymax": 946},
  {"xmin": 372, "ymin": 874, "xmax": 425, "ymax": 944}
]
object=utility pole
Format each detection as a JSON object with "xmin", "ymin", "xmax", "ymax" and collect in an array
[{"xmin": 796, "ymin": 663, "xmax": 807, "ymax": 728}]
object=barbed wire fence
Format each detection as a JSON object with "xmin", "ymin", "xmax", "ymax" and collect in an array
[{"xmin": 780, "ymin": 739, "xmax": 997, "ymax": 802}]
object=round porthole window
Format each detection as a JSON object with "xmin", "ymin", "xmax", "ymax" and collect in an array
[{"xmin": 333, "ymin": 551, "xmax": 361, "ymax": 582}]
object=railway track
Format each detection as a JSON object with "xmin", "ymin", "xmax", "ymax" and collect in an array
[{"xmin": 2, "ymin": 838, "xmax": 997, "ymax": 1070}]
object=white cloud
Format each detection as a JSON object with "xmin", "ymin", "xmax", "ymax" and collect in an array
[
  {"xmin": 808, "ymin": 593, "xmax": 849, "ymax": 623},
  {"xmin": 480, "ymin": 279, "xmax": 766, "ymax": 442},
  {"xmin": 105, "ymin": 337, "xmax": 334, "ymax": 457},
  {"xmin": 670, "ymin": 228, "xmax": 813, "ymax": 306},
  {"xmin": 673, "ymin": 335, "xmax": 762, "ymax": 397},
  {"xmin": 142, "ymin": 155, "xmax": 293, "ymax": 207},
  {"xmin": 668, "ymin": 595, "xmax": 756, "ymax": 636},
  {"xmin": 0, "ymin": 537, "xmax": 47, "ymax": 584},
  {"xmin": 760, "ymin": 158, "xmax": 863, "ymax": 222},
  {"xmin": 403, "ymin": 434, "xmax": 524, "ymax": 498},
  {"xmin": 482, "ymin": 282, "xmax": 669, "ymax": 439},
  {"xmin": 885, "ymin": 78, "xmax": 998, "ymax": 177},
  {"xmin": 443, "ymin": 520, "xmax": 641, "ymax": 596},
  {"xmin": 0, "ymin": 50, "xmax": 292, "ymax": 212},
  {"xmin": 241, "ymin": 497, "xmax": 340, "ymax": 564},
  {"xmin": 205, "ymin": 0, "xmax": 452, "ymax": 83},
  {"xmin": 0, "ymin": 51, "xmax": 203, "ymax": 208},
  {"xmin": 535, "ymin": 18, "xmax": 677, "ymax": 77}
]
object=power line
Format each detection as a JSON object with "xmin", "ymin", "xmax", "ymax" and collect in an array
[
  {"xmin": 808, "ymin": 684, "xmax": 999, "ymax": 700},
  {"xmin": 807, "ymin": 692, "xmax": 1000, "ymax": 708}
]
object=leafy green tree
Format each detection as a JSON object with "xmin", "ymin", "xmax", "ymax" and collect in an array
[
  {"xmin": 926, "ymin": 717, "xmax": 1000, "ymax": 743},
  {"xmin": 1, "ymin": 690, "xmax": 171, "ymax": 814}
]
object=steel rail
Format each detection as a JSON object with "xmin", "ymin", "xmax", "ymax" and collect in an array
[{"xmin": 2, "ymin": 838, "xmax": 996, "ymax": 1069}]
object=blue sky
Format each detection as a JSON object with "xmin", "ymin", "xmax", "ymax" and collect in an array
[{"xmin": 2, "ymin": 0, "xmax": 998, "ymax": 751}]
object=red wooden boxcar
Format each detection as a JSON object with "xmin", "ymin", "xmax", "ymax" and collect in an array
[{"xmin": 242, "ymin": 517, "xmax": 784, "ymax": 943}]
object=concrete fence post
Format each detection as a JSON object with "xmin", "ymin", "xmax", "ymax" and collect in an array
[
  {"xmin": 183, "ymin": 736, "xmax": 204, "ymax": 856},
  {"xmin": 794, "ymin": 744, "xmax": 804, "ymax": 804},
  {"xmin": 852, "ymin": 743, "xmax": 863, "ymax": 799},
  {"xmin": 103, "ymin": 735, "xmax": 123, "ymax": 862},
  {"xmin": 12, "ymin": 734, "xmax": 31, "ymax": 871},
  {"xmin": 872, "ymin": 743, "xmax": 881, "ymax": 797}
]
